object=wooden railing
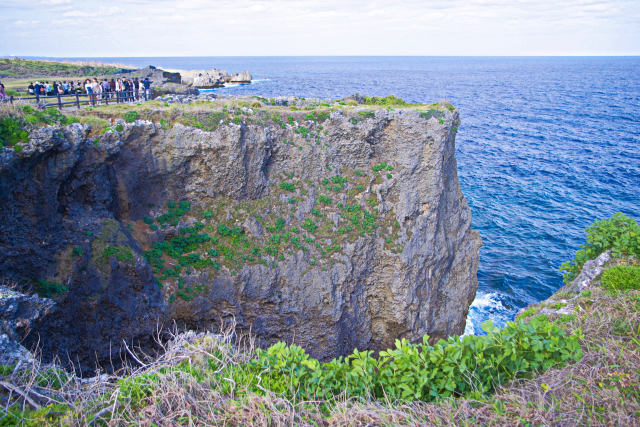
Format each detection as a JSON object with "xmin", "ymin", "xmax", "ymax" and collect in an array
[{"xmin": 1, "ymin": 89, "xmax": 154, "ymax": 109}]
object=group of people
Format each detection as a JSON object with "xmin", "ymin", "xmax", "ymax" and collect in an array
[{"xmin": 26, "ymin": 77, "xmax": 152, "ymax": 102}]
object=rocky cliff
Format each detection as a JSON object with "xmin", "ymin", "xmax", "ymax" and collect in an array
[{"xmin": 0, "ymin": 99, "xmax": 481, "ymax": 373}]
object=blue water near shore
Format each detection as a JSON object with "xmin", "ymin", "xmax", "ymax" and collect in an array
[{"xmin": 54, "ymin": 56, "xmax": 640, "ymax": 333}]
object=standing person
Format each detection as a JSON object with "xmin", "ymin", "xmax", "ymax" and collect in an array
[
  {"xmin": 45, "ymin": 82, "xmax": 52, "ymax": 96},
  {"xmin": 28, "ymin": 82, "xmax": 35, "ymax": 95},
  {"xmin": 133, "ymin": 78, "xmax": 140, "ymax": 100},
  {"xmin": 93, "ymin": 78, "xmax": 102, "ymax": 105},
  {"xmin": 0, "ymin": 82, "xmax": 7, "ymax": 100},
  {"xmin": 102, "ymin": 79, "xmax": 110, "ymax": 101},
  {"xmin": 123, "ymin": 79, "xmax": 131, "ymax": 102},
  {"xmin": 109, "ymin": 78, "xmax": 116, "ymax": 98},
  {"xmin": 115, "ymin": 78, "xmax": 122, "ymax": 102},
  {"xmin": 142, "ymin": 76, "xmax": 152, "ymax": 101}
]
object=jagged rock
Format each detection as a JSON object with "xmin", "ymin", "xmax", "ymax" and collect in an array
[
  {"xmin": 229, "ymin": 71, "xmax": 252, "ymax": 83},
  {"xmin": 181, "ymin": 69, "xmax": 228, "ymax": 88},
  {"xmin": 0, "ymin": 286, "xmax": 55, "ymax": 365},
  {"xmin": 567, "ymin": 251, "xmax": 612, "ymax": 293},
  {"xmin": 0, "ymin": 103, "xmax": 480, "ymax": 371}
]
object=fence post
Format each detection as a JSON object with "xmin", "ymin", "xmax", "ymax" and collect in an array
[
  {"xmin": 57, "ymin": 94, "xmax": 62, "ymax": 109},
  {"xmin": 75, "ymin": 93, "xmax": 80, "ymax": 108},
  {"xmin": 9, "ymin": 96, "xmax": 13, "ymax": 105},
  {"xmin": 90, "ymin": 92, "xmax": 95, "ymax": 107},
  {"xmin": 36, "ymin": 93, "xmax": 40, "ymax": 105}
]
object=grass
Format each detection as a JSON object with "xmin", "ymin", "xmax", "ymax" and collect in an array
[
  {"xmin": 0, "ymin": 57, "xmax": 131, "ymax": 79},
  {"xmin": 1, "ymin": 285, "xmax": 637, "ymax": 425}
]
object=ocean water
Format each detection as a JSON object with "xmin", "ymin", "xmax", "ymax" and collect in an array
[{"xmin": 47, "ymin": 56, "xmax": 640, "ymax": 333}]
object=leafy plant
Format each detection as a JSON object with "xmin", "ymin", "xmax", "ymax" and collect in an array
[
  {"xmin": 600, "ymin": 265, "xmax": 640, "ymax": 291},
  {"xmin": 280, "ymin": 182, "xmax": 295, "ymax": 192},
  {"xmin": 215, "ymin": 316, "xmax": 581, "ymax": 402},
  {"xmin": 123, "ymin": 111, "xmax": 140, "ymax": 123},
  {"xmin": 35, "ymin": 280, "xmax": 68, "ymax": 298},
  {"xmin": 561, "ymin": 213, "xmax": 640, "ymax": 283}
]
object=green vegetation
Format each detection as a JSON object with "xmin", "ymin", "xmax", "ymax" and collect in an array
[
  {"xmin": 361, "ymin": 95, "xmax": 408, "ymax": 106},
  {"xmin": 420, "ymin": 109, "xmax": 445, "ymax": 120},
  {"xmin": 601, "ymin": 265, "xmax": 640, "ymax": 291},
  {"xmin": 0, "ymin": 57, "xmax": 127, "ymax": 78},
  {"xmin": 560, "ymin": 213, "xmax": 640, "ymax": 283},
  {"xmin": 123, "ymin": 110, "xmax": 140, "ymax": 123},
  {"xmin": 104, "ymin": 246, "xmax": 134, "ymax": 263},
  {"xmin": 34, "ymin": 280, "xmax": 68, "ymax": 298},
  {"xmin": 279, "ymin": 182, "xmax": 295, "ymax": 192},
  {"xmin": 1, "ymin": 105, "xmax": 81, "ymax": 150},
  {"xmin": 7, "ymin": 213, "xmax": 640, "ymax": 426}
]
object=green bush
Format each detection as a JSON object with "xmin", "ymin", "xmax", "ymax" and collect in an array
[
  {"xmin": 561, "ymin": 213, "xmax": 640, "ymax": 283},
  {"xmin": 601, "ymin": 265, "xmax": 640, "ymax": 291},
  {"xmin": 123, "ymin": 111, "xmax": 140, "ymax": 123},
  {"xmin": 280, "ymin": 182, "xmax": 295, "ymax": 192},
  {"xmin": 216, "ymin": 316, "xmax": 581, "ymax": 402},
  {"xmin": 115, "ymin": 124, "xmax": 124, "ymax": 132},
  {"xmin": 0, "ymin": 116, "xmax": 29, "ymax": 148},
  {"xmin": 362, "ymin": 95, "xmax": 407, "ymax": 106},
  {"xmin": 35, "ymin": 280, "xmax": 68, "ymax": 298}
]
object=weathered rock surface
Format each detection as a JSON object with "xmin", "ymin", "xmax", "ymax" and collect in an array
[
  {"xmin": 0, "ymin": 286, "xmax": 55, "ymax": 365},
  {"xmin": 180, "ymin": 69, "xmax": 253, "ymax": 87},
  {"xmin": 566, "ymin": 251, "xmax": 612, "ymax": 293},
  {"xmin": 229, "ymin": 71, "xmax": 252, "ymax": 83},
  {"xmin": 0, "ymin": 103, "xmax": 480, "ymax": 372}
]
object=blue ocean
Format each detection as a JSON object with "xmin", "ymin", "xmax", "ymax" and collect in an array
[{"xmin": 50, "ymin": 56, "xmax": 640, "ymax": 333}]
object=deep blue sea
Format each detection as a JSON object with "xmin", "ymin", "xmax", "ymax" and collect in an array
[{"xmin": 45, "ymin": 56, "xmax": 640, "ymax": 333}]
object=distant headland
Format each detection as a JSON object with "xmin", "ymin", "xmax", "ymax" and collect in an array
[{"xmin": 0, "ymin": 57, "xmax": 252, "ymax": 96}]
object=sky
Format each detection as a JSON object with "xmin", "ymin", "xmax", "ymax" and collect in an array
[{"xmin": 1, "ymin": 0, "xmax": 639, "ymax": 57}]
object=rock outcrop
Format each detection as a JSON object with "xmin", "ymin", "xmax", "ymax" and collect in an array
[
  {"xmin": 181, "ymin": 69, "xmax": 253, "ymax": 87},
  {"xmin": 0, "ymin": 101, "xmax": 480, "ymax": 372},
  {"xmin": 229, "ymin": 71, "xmax": 252, "ymax": 83},
  {"xmin": 0, "ymin": 286, "xmax": 55, "ymax": 365}
]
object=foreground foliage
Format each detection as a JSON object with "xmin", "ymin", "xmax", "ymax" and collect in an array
[{"xmin": 561, "ymin": 212, "xmax": 640, "ymax": 283}]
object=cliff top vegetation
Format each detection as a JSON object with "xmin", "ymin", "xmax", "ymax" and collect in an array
[
  {"xmin": 0, "ymin": 95, "xmax": 456, "ymax": 150},
  {"xmin": 0, "ymin": 57, "xmax": 133, "ymax": 79}
]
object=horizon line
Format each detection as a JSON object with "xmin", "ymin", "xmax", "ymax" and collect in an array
[{"xmin": 4, "ymin": 54, "xmax": 640, "ymax": 59}]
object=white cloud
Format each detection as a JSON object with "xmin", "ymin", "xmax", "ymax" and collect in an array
[{"xmin": 0, "ymin": 0, "xmax": 639, "ymax": 55}]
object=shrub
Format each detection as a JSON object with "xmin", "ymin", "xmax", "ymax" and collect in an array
[
  {"xmin": 362, "ymin": 95, "xmax": 407, "ymax": 106},
  {"xmin": 123, "ymin": 110, "xmax": 140, "ymax": 123},
  {"xmin": 280, "ymin": 182, "xmax": 295, "ymax": 192},
  {"xmin": 115, "ymin": 124, "xmax": 124, "ymax": 132},
  {"xmin": 0, "ymin": 116, "xmax": 29, "ymax": 148},
  {"xmin": 35, "ymin": 280, "xmax": 68, "ymax": 298},
  {"xmin": 318, "ymin": 195, "xmax": 332, "ymax": 205},
  {"xmin": 561, "ymin": 213, "xmax": 640, "ymax": 283},
  {"xmin": 601, "ymin": 265, "xmax": 640, "ymax": 291},
  {"xmin": 302, "ymin": 218, "xmax": 318, "ymax": 233},
  {"xmin": 220, "ymin": 316, "xmax": 581, "ymax": 402},
  {"xmin": 104, "ymin": 246, "xmax": 134, "ymax": 262},
  {"xmin": 217, "ymin": 224, "xmax": 231, "ymax": 236},
  {"xmin": 419, "ymin": 109, "xmax": 445, "ymax": 120},
  {"xmin": 372, "ymin": 162, "xmax": 390, "ymax": 173}
]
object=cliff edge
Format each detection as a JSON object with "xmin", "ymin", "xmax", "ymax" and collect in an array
[{"xmin": 0, "ymin": 98, "xmax": 481, "ymax": 372}]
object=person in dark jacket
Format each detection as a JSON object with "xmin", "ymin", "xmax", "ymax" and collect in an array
[{"xmin": 142, "ymin": 77, "xmax": 152, "ymax": 100}]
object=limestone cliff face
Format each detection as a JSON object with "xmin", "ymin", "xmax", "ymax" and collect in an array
[{"xmin": 0, "ymin": 104, "xmax": 481, "ymax": 372}]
